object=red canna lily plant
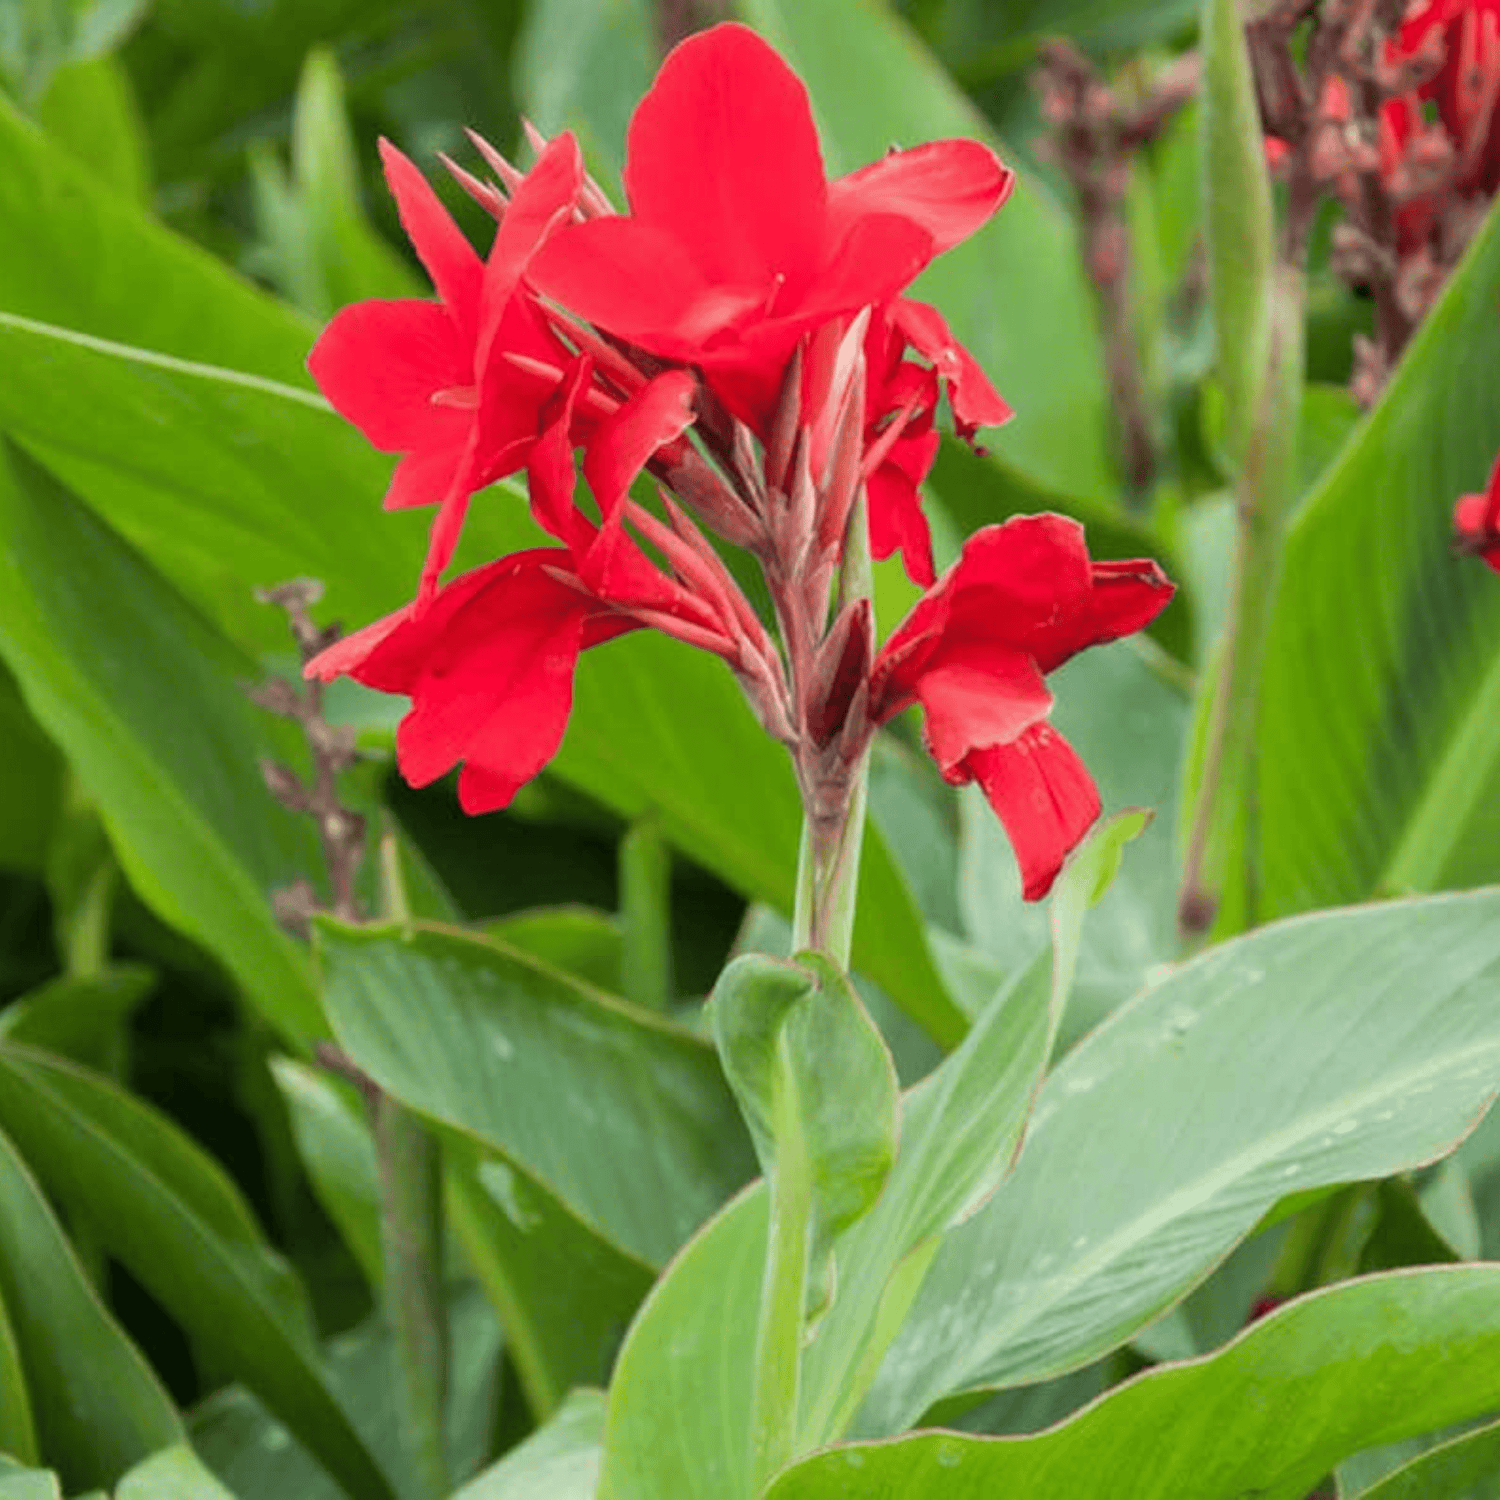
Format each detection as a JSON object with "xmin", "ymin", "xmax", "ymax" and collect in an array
[{"xmin": 306, "ymin": 22, "xmax": 1173, "ymax": 949}]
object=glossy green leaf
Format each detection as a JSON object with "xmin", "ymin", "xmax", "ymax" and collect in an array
[
  {"xmin": 269, "ymin": 1058, "xmax": 382, "ymax": 1288},
  {"xmin": 0, "ymin": 1046, "xmax": 394, "ymax": 1500},
  {"xmin": 1257, "ymin": 197, "xmax": 1500, "ymax": 914},
  {"xmin": 479, "ymin": 907, "xmax": 625, "ymax": 993},
  {"xmin": 0, "ymin": 966, "xmax": 153, "ymax": 1071},
  {"xmin": 114, "ymin": 1447, "xmax": 236, "ymax": 1500},
  {"xmin": 445, "ymin": 1137, "xmax": 652, "ymax": 1419},
  {"xmin": 0, "ymin": 441, "xmax": 324, "ymax": 1045},
  {"xmin": 768, "ymin": 1267, "xmax": 1500, "ymax": 1500},
  {"xmin": 742, "ymin": 0, "xmax": 1115, "ymax": 503},
  {"xmin": 317, "ymin": 918, "xmax": 755, "ymax": 1267},
  {"xmin": 1356, "ymin": 1416, "xmax": 1500, "ymax": 1499},
  {"xmin": 0, "ymin": 1124, "xmax": 180, "ymax": 1492},
  {"xmin": 454, "ymin": 1388, "xmax": 605, "ymax": 1500},
  {"xmin": 860, "ymin": 888, "xmax": 1500, "ymax": 1433},
  {"xmin": 190, "ymin": 1286, "xmax": 501, "ymax": 1500},
  {"xmin": 514, "ymin": 0, "xmax": 654, "ymax": 189},
  {"xmin": 599, "ymin": 1187, "xmax": 768, "ymax": 1500}
]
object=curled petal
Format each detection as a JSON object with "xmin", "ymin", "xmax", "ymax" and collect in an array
[
  {"xmin": 867, "ymin": 429, "xmax": 940, "ymax": 587},
  {"xmin": 893, "ymin": 298, "xmax": 1012, "ymax": 435},
  {"xmin": 383, "ymin": 443, "xmax": 468, "ymax": 513},
  {"xmin": 828, "ymin": 138, "xmax": 1014, "ymax": 255},
  {"xmin": 960, "ymin": 724, "xmax": 1102, "ymax": 901},
  {"xmin": 918, "ymin": 649, "xmax": 1053, "ymax": 773}
]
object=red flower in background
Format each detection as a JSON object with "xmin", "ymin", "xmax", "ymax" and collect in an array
[
  {"xmin": 870, "ymin": 516, "xmax": 1173, "ymax": 899},
  {"xmin": 1397, "ymin": 0, "xmax": 1500, "ymax": 198},
  {"xmin": 1454, "ymin": 448, "xmax": 1500, "ymax": 572}
]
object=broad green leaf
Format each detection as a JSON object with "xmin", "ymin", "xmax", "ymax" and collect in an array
[
  {"xmin": 800, "ymin": 815, "xmax": 1144, "ymax": 1446},
  {"xmin": 268, "ymin": 1058, "xmax": 383, "ymax": 1288},
  {"xmin": 1257, "ymin": 196, "xmax": 1500, "ymax": 913},
  {"xmin": 860, "ymin": 888, "xmax": 1500, "ymax": 1433},
  {"xmin": 0, "ymin": 441, "xmax": 324, "ymax": 1045},
  {"xmin": 0, "ymin": 1046, "xmax": 394, "ymax": 1500},
  {"xmin": 0, "ymin": 1124, "xmax": 180, "ymax": 1492},
  {"xmin": 480, "ymin": 907, "xmax": 625, "ymax": 993},
  {"xmin": 317, "ymin": 918, "xmax": 756, "ymax": 1267},
  {"xmin": 445, "ymin": 1138, "xmax": 652, "ymax": 1419},
  {"xmin": 190, "ymin": 1285, "xmax": 501, "ymax": 1500},
  {"xmin": 768, "ymin": 1267, "xmax": 1500, "ymax": 1500},
  {"xmin": 1357, "ymin": 1416, "xmax": 1500, "ymax": 1499},
  {"xmin": 0, "ymin": 966, "xmax": 153, "ymax": 1071},
  {"xmin": 741, "ymin": 0, "xmax": 1115, "ymax": 503},
  {"xmin": 514, "ymin": 0, "xmax": 655, "ymax": 190},
  {"xmin": 1201, "ymin": 0, "xmax": 1274, "ymax": 467},
  {"xmin": 114, "ymin": 1447, "xmax": 235, "ymax": 1500},
  {"xmin": 32, "ymin": 54, "xmax": 148, "ymax": 202},
  {"xmin": 598, "ymin": 1188, "xmax": 768, "ymax": 1500},
  {"xmin": 454, "ymin": 1388, "xmax": 605, "ymax": 1500}
]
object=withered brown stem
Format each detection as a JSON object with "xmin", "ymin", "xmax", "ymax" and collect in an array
[{"xmin": 1034, "ymin": 41, "xmax": 1201, "ymax": 495}]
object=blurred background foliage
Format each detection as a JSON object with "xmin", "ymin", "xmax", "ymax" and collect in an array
[{"xmin": 4, "ymin": 0, "xmax": 1497, "ymax": 1492}]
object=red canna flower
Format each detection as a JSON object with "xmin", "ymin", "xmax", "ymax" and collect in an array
[
  {"xmin": 1454, "ymin": 447, "xmax": 1500, "ymax": 572},
  {"xmin": 869, "ymin": 516, "xmax": 1174, "ymax": 899},
  {"xmin": 1396, "ymin": 0, "xmax": 1500, "ymax": 198},
  {"xmin": 308, "ymin": 135, "xmax": 584, "ymax": 599}
]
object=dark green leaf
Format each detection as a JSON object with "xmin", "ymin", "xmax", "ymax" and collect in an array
[
  {"xmin": 0, "ymin": 1124, "xmax": 179, "ymax": 1492},
  {"xmin": 453, "ymin": 1388, "xmax": 605, "ymax": 1500},
  {"xmin": 0, "ymin": 1046, "xmax": 393, "ymax": 1500},
  {"xmin": 0, "ymin": 966, "xmax": 153, "ymax": 1071},
  {"xmin": 1356, "ymin": 1415, "xmax": 1500, "ymax": 1499}
]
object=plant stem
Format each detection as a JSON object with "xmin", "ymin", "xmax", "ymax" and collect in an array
[
  {"xmin": 750, "ymin": 1053, "xmax": 812, "ymax": 1491},
  {"xmin": 1179, "ymin": 263, "xmax": 1304, "ymax": 938},
  {"xmin": 375, "ymin": 1096, "xmax": 449, "ymax": 1499}
]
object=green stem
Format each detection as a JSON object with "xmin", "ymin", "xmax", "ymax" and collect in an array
[
  {"xmin": 1179, "ymin": 263, "xmax": 1304, "ymax": 939},
  {"xmin": 375, "ymin": 1096, "xmax": 449, "ymax": 1499},
  {"xmin": 620, "ymin": 815, "xmax": 673, "ymax": 1010},
  {"xmin": 750, "ymin": 1051, "xmax": 813, "ymax": 1491}
]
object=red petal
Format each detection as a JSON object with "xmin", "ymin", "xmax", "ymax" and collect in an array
[
  {"xmin": 583, "ymin": 371, "xmax": 698, "ymax": 524},
  {"xmin": 476, "ymin": 133, "xmax": 583, "ymax": 368},
  {"xmin": 962, "ymin": 724, "xmax": 1101, "ymax": 901},
  {"xmin": 530, "ymin": 216, "xmax": 761, "ymax": 353},
  {"xmin": 308, "ymin": 299, "xmax": 469, "ymax": 452},
  {"xmin": 623, "ymin": 23, "xmax": 827, "ymax": 291},
  {"xmin": 798, "ymin": 214, "xmax": 934, "ymax": 324},
  {"xmin": 383, "ymin": 443, "xmax": 467, "ymax": 512},
  {"xmin": 893, "ymin": 299, "xmax": 1012, "ymax": 433},
  {"xmin": 1028, "ymin": 557, "xmax": 1177, "ymax": 674},
  {"xmin": 379, "ymin": 140, "xmax": 483, "ymax": 344},
  {"xmin": 867, "ymin": 430, "xmax": 939, "ymax": 587},
  {"xmin": 527, "ymin": 358, "xmax": 594, "ymax": 551},
  {"xmin": 828, "ymin": 139, "xmax": 1014, "ymax": 255},
  {"xmin": 918, "ymin": 648, "xmax": 1053, "ymax": 773}
]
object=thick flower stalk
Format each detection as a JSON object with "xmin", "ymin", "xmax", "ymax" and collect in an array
[{"xmin": 306, "ymin": 24, "xmax": 1174, "ymax": 961}]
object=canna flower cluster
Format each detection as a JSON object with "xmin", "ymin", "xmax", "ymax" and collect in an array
[{"xmin": 306, "ymin": 23, "xmax": 1173, "ymax": 927}]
